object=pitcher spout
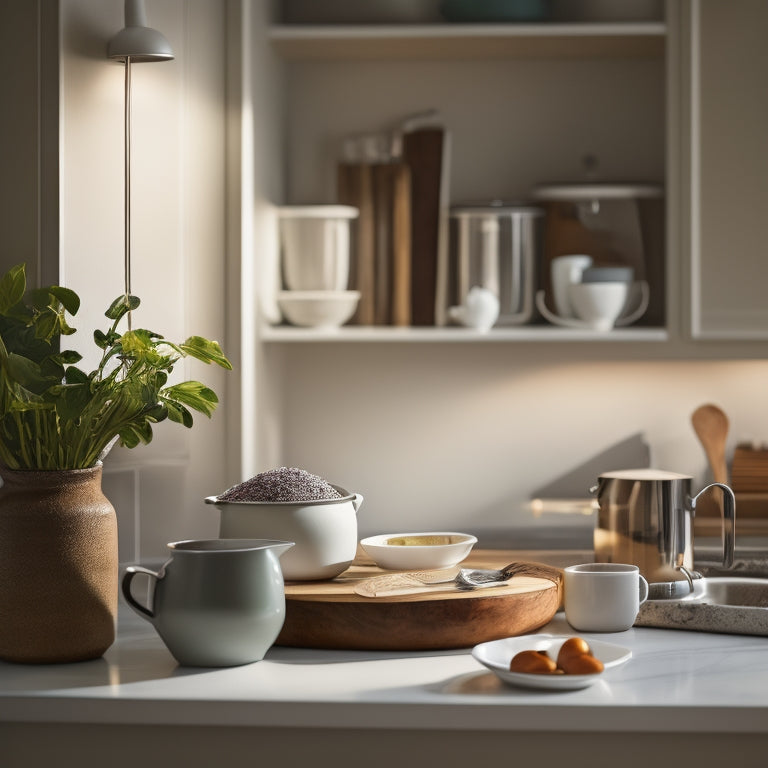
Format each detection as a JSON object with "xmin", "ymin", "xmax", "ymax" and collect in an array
[{"xmin": 266, "ymin": 540, "xmax": 295, "ymax": 558}]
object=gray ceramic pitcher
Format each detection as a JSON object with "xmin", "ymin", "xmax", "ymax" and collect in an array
[{"xmin": 122, "ymin": 538, "xmax": 293, "ymax": 667}]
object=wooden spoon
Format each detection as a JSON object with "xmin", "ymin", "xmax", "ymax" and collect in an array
[{"xmin": 691, "ymin": 403, "xmax": 730, "ymax": 485}]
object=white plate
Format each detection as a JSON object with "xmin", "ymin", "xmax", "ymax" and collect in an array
[{"xmin": 472, "ymin": 634, "xmax": 632, "ymax": 691}]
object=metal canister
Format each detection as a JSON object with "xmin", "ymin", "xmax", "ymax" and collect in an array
[
  {"xmin": 593, "ymin": 469, "xmax": 735, "ymax": 590},
  {"xmin": 443, "ymin": 201, "xmax": 543, "ymax": 326}
]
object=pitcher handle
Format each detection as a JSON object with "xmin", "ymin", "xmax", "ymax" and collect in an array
[
  {"xmin": 692, "ymin": 482, "xmax": 735, "ymax": 569},
  {"xmin": 122, "ymin": 565, "xmax": 161, "ymax": 621}
]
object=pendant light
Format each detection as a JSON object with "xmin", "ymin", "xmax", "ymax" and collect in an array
[{"xmin": 107, "ymin": 0, "xmax": 173, "ymax": 328}]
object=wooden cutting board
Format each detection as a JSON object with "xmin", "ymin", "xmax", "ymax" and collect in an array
[{"xmin": 275, "ymin": 549, "xmax": 563, "ymax": 651}]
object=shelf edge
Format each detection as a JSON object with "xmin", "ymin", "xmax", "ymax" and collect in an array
[{"xmin": 259, "ymin": 326, "xmax": 670, "ymax": 343}]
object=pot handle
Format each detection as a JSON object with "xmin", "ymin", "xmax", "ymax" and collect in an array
[
  {"xmin": 692, "ymin": 482, "xmax": 736, "ymax": 569},
  {"xmin": 122, "ymin": 565, "xmax": 161, "ymax": 622}
]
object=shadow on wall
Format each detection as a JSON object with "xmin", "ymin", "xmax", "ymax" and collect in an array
[
  {"xmin": 467, "ymin": 433, "xmax": 651, "ymax": 549},
  {"xmin": 531, "ymin": 432, "xmax": 651, "ymax": 499}
]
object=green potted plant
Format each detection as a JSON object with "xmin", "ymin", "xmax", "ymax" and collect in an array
[{"xmin": 0, "ymin": 263, "xmax": 231, "ymax": 663}]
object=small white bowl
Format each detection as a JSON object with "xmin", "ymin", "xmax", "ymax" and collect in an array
[
  {"xmin": 277, "ymin": 290, "xmax": 360, "ymax": 329},
  {"xmin": 568, "ymin": 281, "xmax": 629, "ymax": 331},
  {"xmin": 360, "ymin": 532, "xmax": 477, "ymax": 571}
]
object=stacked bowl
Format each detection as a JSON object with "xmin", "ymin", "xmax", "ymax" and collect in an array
[
  {"xmin": 277, "ymin": 205, "xmax": 360, "ymax": 328},
  {"xmin": 568, "ymin": 265, "xmax": 636, "ymax": 331}
]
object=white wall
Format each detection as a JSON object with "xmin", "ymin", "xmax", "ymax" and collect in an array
[
  {"xmin": 56, "ymin": 1, "xmax": 768, "ymax": 561},
  {"xmin": 59, "ymin": 0, "xmax": 231, "ymax": 562},
  {"xmin": 258, "ymin": 5, "xmax": 768, "ymax": 543},
  {"xmin": 275, "ymin": 343, "xmax": 768, "ymax": 540}
]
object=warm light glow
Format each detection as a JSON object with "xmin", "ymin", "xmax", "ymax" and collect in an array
[{"xmin": 530, "ymin": 498, "xmax": 597, "ymax": 517}]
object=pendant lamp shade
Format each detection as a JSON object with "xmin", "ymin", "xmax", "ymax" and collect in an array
[{"xmin": 108, "ymin": 0, "xmax": 174, "ymax": 62}]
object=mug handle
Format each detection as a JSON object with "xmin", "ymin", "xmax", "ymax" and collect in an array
[
  {"xmin": 638, "ymin": 574, "xmax": 649, "ymax": 606},
  {"xmin": 122, "ymin": 565, "xmax": 161, "ymax": 622},
  {"xmin": 614, "ymin": 280, "xmax": 649, "ymax": 327}
]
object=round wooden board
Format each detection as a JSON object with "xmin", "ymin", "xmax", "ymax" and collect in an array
[{"xmin": 276, "ymin": 550, "xmax": 563, "ymax": 651}]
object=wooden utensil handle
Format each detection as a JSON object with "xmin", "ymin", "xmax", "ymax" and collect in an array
[{"xmin": 500, "ymin": 562, "xmax": 563, "ymax": 585}]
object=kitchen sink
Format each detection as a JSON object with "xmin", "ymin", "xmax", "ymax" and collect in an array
[
  {"xmin": 697, "ymin": 577, "xmax": 768, "ymax": 608},
  {"xmin": 635, "ymin": 577, "xmax": 768, "ymax": 636}
]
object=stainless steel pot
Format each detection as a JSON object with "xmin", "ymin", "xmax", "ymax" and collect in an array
[
  {"xmin": 593, "ymin": 469, "xmax": 735, "ymax": 592},
  {"xmin": 443, "ymin": 202, "xmax": 543, "ymax": 326}
]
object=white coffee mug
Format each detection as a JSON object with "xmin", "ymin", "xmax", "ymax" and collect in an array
[
  {"xmin": 564, "ymin": 563, "xmax": 649, "ymax": 632},
  {"xmin": 550, "ymin": 254, "xmax": 593, "ymax": 318}
]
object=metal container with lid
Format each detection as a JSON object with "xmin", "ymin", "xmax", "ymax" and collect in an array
[
  {"xmin": 443, "ymin": 201, "xmax": 543, "ymax": 327},
  {"xmin": 592, "ymin": 468, "xmax": 735, "ymax": 596}
]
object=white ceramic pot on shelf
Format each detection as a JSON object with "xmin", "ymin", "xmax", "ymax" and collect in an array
[{"xmin": 278, "ymin": 205, "xmax": 358, "ymax": 292}]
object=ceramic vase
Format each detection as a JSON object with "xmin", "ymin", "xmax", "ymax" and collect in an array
[{"xmin": 0, "ymin": 464, "xmax": 118, "ymax": 663}]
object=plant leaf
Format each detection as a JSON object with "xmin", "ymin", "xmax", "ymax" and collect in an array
[
  {"xmin": 180, "ymin": 336, "xmax": 233, "ymax": 370},
  {"xmin": 105, "ymin": 294, "xmax": 140, "ymax": 321},
  {"xmin": 164, "ymin": 400, "xmax": 194, "ymax": 427},
  {"xmin": 52, "ymin": 349, "xmax": 83, "ymax": 365},
  {"xmin": 33, "ymin": 309, "xmax": 58, "ymax": 342},
  {"xmin": 47, "ymin": 286, "xmax": 80, "ymax": 315},
  {"xmin": 64, "ymin": 366, "xmax": 89, "ymax": 385},
  {"xmin": 0, "ymin": 264, "xmax": 26, "ymax": 314},
  {"xmin": 53, "ymin": 382, "xmax": 91, "ymax": 421},
  {"xmin": 162, "ymin": 381, "xmax": 219, "ymax": 418},
  {"xmin": 4, "ymin": 353, "xmax": 54, "ymax": 395}
]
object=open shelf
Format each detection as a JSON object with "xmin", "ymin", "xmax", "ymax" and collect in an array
[
  {"xmin": 269, "ymin": 22, "xmax": 666, "ymax": 60},
  {"xmin": 260, "ymin": 325, "xmax": 669, "ymax": 343}
]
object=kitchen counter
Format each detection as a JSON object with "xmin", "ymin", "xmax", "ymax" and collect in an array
[{"xmin": 3, "ymin": 554, "xmax": 768, "ymax": 768}]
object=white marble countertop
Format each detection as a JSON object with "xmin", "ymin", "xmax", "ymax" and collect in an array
[{"xmin": 2, "ymin": 607, "xmax": 768, "ymax": 735}]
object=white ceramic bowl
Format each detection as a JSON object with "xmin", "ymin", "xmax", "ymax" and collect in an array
[
  {"xmin": 277, "ymin": 290, "xmax": 360, "ymax": 329},
  {"xmin": 360, "ymin": 532, "xmax": 477, "ymax": 571},
  {"xmin": 205, "ymin": 487, "xmax": 363, "ymax": 581},
  {"xmin": 568, "ymin": 281, "xmax": 629, "ymax": 331}
]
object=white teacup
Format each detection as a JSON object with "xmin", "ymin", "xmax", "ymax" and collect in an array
[
  {"xmin": 550, "ymin": 254, "xmax": 593, "ymax": 318},
  {"xmin": 564, "ymin": 563, "xmax": 649, "ymax": 632},
  {"xmin": 568, "ymin": 281, "xmax": 629, "ymax": 331}
]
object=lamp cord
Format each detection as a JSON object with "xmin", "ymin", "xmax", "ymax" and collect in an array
[{"xmin": 124, "ymin": 56, "xmax": 133, "ymax": 331}]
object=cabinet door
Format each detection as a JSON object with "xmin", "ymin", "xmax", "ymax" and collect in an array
[{"xmin": 689, "ymin": 0, "xmax": 768, "ymax": 339}]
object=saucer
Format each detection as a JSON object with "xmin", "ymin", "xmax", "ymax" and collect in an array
[
  {"xmin": 536, "ymin": 281, "xmax": 649, "ymax": 331},
  {"xmin": 472, "ymin": 634, "xmax": 631, "ymax": 691}
]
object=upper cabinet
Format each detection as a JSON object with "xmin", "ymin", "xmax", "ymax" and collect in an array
[
  {"xmin": 687, "ymin": 0, "xmax": 768, "ymax": 340},
  {"xmin": 260, "ymin": 0, "xmax": 670, "ymax": 342},
  {"xmin": 257, "ymin": 1, "xmax": 764, "ymax": 348}
]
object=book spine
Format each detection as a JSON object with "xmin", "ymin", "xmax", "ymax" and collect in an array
[
  {"xmin": 337, "ymin": 162, "xmax": 375, "ymax": 325},
  {"xmin": 402, "ymin": 128, "xmax": 445, "ymax": 326}
]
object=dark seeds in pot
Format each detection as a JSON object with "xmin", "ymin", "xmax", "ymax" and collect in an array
[{"xmin": 217, "ymin": 467, "xmax": 343, "ymax": 503}]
